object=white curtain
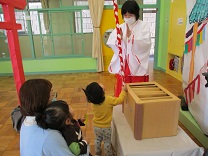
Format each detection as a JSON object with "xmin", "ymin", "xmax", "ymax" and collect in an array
[{"xmin": 88, "ymin": 0, "xmax": 104, "ymax": 72}]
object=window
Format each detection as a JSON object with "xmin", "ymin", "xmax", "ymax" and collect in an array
[
  {"xmin": 74, "ymin": 0, "xmax": 113, "ymax": 33},
  {"xmin": 29, "ymin": 2, "xmax": 46, "ymax": 34},
  {"xmin": 75, "ymin": 10, "xmax": 92, "ymax": 33},
  {"xmin": 15, "ymin": 11, "xmax": 28, "ymax": 35}
]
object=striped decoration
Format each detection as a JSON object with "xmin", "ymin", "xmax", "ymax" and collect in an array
[
  {"xmin": 112, "ymin": 0, "xmax": 124, "ymax": 86},
  {"xmin": 184, "ymin": 23, "xmax": 207, "ymax": 54}
]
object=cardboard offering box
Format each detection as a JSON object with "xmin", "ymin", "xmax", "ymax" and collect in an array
[{"xmin": 124, "ymin": 82, "xmax": 181, "ymax": 140}]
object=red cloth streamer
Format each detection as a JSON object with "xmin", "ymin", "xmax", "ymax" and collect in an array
[{"xmin": 112, "ymin": 0, "xmax": 124, "ymax": 87}]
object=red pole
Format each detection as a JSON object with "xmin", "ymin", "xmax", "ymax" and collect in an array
[{"xmin": 0, "ymin": 0, "xmax": 26, "ymax": 98}]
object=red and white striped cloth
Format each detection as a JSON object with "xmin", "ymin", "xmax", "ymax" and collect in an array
[{"xmin": 112, "ymin": 0, "xmax": 124, "ymax": 88}]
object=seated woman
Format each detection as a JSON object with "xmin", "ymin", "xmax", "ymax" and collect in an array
[{"xmin": 19, "ymin": 79, "xmax": 74, "ymax": 156}]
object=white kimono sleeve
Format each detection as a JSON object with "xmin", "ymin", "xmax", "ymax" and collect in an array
[
  {"xmin": 107, "ymin": 24, "xmax": 126, "ymax": 74},
  {"xmin": 128, "ymin": 21, "xmax": 151, "ymax": 76}
]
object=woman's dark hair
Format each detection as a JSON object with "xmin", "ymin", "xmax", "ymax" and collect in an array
[
  {"xmin": 83, "ymin": 82, "xmax": 105, "ymax": 105},
  {"xmin": 36, "ymin": 100, "xmax": 72, "ymax": 130},
  {"xmin": 19, "ymin": 79, "xmax": 52, "ymax": 116},
  {"xmin": 121, "ymin": 0, "xmax": 140, "ymax": 20}
]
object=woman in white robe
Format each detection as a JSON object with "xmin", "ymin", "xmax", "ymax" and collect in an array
[{"xmin": 107, "ymin": 0, "xmax": 151, "ymax": 96}]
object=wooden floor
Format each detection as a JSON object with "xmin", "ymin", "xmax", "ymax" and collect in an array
[{"xmin": 0, "ymin": 59, "xmax": 204, "ymax": 156}]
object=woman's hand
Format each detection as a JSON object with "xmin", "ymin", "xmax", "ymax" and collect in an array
[{"xmin": 126, "ymin": 24, "xmax": 131, "ymax": 38}]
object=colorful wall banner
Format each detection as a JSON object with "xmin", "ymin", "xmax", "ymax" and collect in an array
[{"xmin": 183, "ymin": 0, "xmax": 208, "ymax": 134}]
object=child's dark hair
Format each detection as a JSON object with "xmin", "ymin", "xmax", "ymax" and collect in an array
[
  {"xmin": 83, "ymin": 82, "xmax": 105, "ymax": 104},
  {"xmin": 36, "ymin": 100, "xmax": 72, "ymax": 131},
  {"xmin": 121, "ymin": 0, "xmax": 140, "ymax": 20}
]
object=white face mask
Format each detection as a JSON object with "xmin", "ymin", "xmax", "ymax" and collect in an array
[{"xmin": 124, "ymin": 17, "xmax": 136, "ymax": 25}]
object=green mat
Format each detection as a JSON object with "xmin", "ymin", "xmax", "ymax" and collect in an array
[{"xmin": 179, "ymin": 109, "xmax": 208, "ymax": 148}]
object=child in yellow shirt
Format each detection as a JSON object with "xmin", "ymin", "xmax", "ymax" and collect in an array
[{"xmin": 83, "ymin": 82, "xmax": 127, "ymax": 156}]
